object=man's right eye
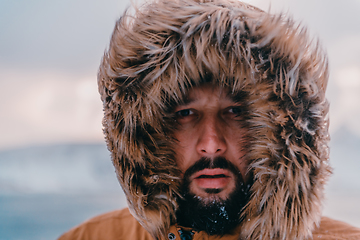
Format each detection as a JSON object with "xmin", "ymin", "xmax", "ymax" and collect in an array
[{"xmin": 175, "ymin": 109, "xmax": 193, "ymax": 117}]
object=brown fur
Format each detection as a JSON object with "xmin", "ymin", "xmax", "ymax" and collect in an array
[{"xmin": 97, "ymin": 0, "xmax": 331, "ymax": 239}]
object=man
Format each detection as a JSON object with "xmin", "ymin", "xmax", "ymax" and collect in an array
[{"xmin": 60, "ymin": 0, "xmax": 360, "ymax": 239}]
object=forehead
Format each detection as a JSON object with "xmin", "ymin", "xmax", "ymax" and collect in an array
[{"xmin": 181, "ymin": 84, "xmax": 242, "ymax": 106}]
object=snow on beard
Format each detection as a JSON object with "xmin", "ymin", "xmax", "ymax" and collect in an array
[{"xmin": 175, "ymin": 157, "xmax": 252, "ymax": 235}]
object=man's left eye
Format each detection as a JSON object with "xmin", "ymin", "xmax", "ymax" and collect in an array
[{"xmin": 228, "ymin": 107, "xmax": 242, "ymax": 115}]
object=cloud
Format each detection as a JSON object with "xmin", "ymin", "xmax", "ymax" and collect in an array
[
  {"xmin": 0, "ymin": 68, "xmax": 104, "ymax": 150},
  {"xmin": 0, "ymin": 0, "xmax": 131, "ymax": 73},
  {"xmin": 1, "ymin": 0, "xmax": 360, "ymax": 149},
  {"xmin": 328, "ymin": 65, "xmax": 360, "ymax": 135}
]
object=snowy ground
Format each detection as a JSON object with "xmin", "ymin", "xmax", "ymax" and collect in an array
[{"xmin": 0, "ymin": 128, "xmax": 359, "ymax": 239}]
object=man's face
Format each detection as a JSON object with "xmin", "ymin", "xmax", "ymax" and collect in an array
[
  {"xmin": 173, "ymin": 84, "xmax": 251, "ymax": 234},
  {"xmin": 173, "ymin": 85, "xmax": 249, "ymax": 200}
]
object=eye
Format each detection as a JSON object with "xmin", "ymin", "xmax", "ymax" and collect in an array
[
  {"xmin": 174, "ymin": 108, "xmax": 196, "ymax": 124},
  {"xmin": 228, "ymin": 106, "xmax": 242, "ymax": 115},
  {"xmin": 175, "ymin": 109, "xmax": 194, "ymax": 117}
]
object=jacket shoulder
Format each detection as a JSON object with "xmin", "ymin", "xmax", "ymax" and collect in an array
[
  {"xmin": 312, "ymin": 216, "xmax": 360, "ymax": 240},
  {"xmin": 58, "ymin": 208, "xmax": 153, "ymax": 240}
]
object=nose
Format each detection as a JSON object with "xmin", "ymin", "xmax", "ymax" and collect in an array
[{"xmin": 196, "ymin": 116, "xmax": 226, "ymax": 157}]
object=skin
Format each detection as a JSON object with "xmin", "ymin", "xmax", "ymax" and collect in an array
[{"xmin": 173, "ymin": 84, "xmax": 249, "ymax": 203}]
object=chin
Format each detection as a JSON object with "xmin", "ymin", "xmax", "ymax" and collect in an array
[
  {"xmin": 193, "ymin": 192, "xmax": 229, "ymax": 206},
  {"xmin": 189, "ymin": 186, "xmax": 236, "ymax": 205},
  {"xmin": 175, "ymin": 157, "xmax": 252, "ymax": 235},
  {"xmin": 175, "ymin": 178, "xmax": 252, "ymax": 235}
]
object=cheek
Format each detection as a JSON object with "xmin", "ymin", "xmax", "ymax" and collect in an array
[
  {"xmin": 173, "ymin": 123, "xmax": 205, "ymax": 173},
  {"xmin": 173, "ymin": 131, "xmax": 193, "ymax": 173},
  {"xmin": 225, "ymin": 126, "xmax": 249, "ymax": 173}
]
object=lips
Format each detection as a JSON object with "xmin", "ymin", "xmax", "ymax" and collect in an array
[{"xmin": 192, "ymin": 168, "xmax": 231, "ymax": 189}]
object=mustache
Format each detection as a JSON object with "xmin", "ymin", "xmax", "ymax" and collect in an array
[{"xmin": 183, "ymin": 157, "xmax": 244, "ymax": 182}]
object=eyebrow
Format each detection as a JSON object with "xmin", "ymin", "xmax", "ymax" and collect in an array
[
  {"xmin": 177, "ymin": 88, "xmax": 248, "ymax": 106},
  {"xmin": 228, "ymin": 90, "xmax": 247, "ymax": 104},
  {"xmin": 180, "ymin": 95, "xmax": 195, "ymax": 106},
  {"xmin": 177, "ymin": 89, "xmax": 246, "ymax": 108}
]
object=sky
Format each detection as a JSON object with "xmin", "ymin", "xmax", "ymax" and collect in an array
[{"xmin": 0, "ymin": 0, "xmax": 360, "ymax": 150}]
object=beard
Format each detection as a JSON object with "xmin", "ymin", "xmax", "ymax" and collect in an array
[{"xmin": 175, "ymin": 157, "xmax": 252, "ymax": 236}]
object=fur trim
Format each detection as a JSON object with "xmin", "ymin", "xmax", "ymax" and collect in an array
[{"xmin": 98, "ymin": 0, "xmax": 331, "ymax": 239}]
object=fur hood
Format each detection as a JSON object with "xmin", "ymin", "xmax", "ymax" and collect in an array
[{"xmin": 97, "ymin": 0, "xmax": 331, "ymax": 239}]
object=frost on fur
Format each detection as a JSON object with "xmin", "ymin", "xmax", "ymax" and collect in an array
[{"xmin": 97, "ymin": 0, "xmax": 330, "ymax": 239}]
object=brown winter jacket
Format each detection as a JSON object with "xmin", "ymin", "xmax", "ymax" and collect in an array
[
  {"xmin": 59, "ymin": 208, "xmax": 360, "ymax": 240},
  {"xmin": 60, "ymin": 0, "xmax": 359, "ymax": 239}
]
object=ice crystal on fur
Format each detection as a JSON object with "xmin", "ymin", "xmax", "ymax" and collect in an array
[{"xmin": 97, "ymin": 0, "xmax": 331, "ymax": 239}]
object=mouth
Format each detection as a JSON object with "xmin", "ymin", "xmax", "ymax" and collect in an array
[{"xmin": 191, "ymin": 168, "xmax": 232, "ymax": 190}]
